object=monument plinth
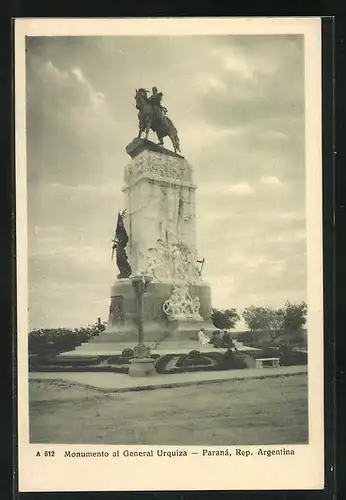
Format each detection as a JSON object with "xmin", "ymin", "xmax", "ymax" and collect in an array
[
  {"xmin": 125, "ymin": 137, "xmax": 185, "ymax": 160},
  {"xmin": 75, "ymin": 138, "xmax": 214, "ymax": 355},
  {"xmin": 69, "ymin": 84, "xmax": 216, "ymax": 357},
  {"xmin": 108, "ymin": 139, "xmax": 213, "ymax": 342}
]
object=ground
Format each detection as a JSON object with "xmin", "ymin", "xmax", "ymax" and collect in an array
[{"xmin": 29, "ymin": 373, "xmax": 308, "ymax": 445}]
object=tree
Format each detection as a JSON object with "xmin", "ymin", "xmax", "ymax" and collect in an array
[
  {"xmin": 265, "ymin": 308, "xmax": 285, "ymax": 341},
  {"xmin": 242, "ymin": 301, "xmax": 308, "ymax": 342},
  {"xmin": 282, "ymin": 301, "xmax": 307, "ymax": 333},
  {"xmin": 242, "ymin": 306, "xmax": 268, "ymax": 332},
  {"xmin": 211, "ymin": 308, "xmax": 240, "ymax": 330},
  {"xmin": 242, "ymin": 306, "xmax": 284, "ymax": 340}
]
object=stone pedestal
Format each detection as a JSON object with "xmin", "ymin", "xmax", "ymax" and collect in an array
[
  {"xmin": 84, "ymin": 279, "xmax": 213, "ymax": 345},
  {"xmin": 128, "ymin": 357, "xmax": 156, "ymax": 377},
  {"xmin": 123, "ymin": 138, "xmax": 198, "ymax": 278},
  {"xmin": 74, "ymin": 139, "xmax": 214, "ymax": 356}
]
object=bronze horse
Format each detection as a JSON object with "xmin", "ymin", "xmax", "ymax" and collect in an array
[{"xmin": 135, "ymin": 88, "xmax": 181, "ymax": 154}]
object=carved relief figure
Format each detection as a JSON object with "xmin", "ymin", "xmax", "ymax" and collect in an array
[
  {"xmin": 163, "ymin": 284, "xmax": 202, "ymax": 321},
  {"xmin": 141, "ymin": 247, "xmax": 168, "ymax": 281},
  {"xmin": 123, "ymin": 152, "xmax": 193, "ymax": 186},
  {"xmin": 171, "ymin": 241, "xmax": 200, "ymax": 284},
  {"xmin": 109, "ymin": 295, "xmax": 124, "ymax": 324}
]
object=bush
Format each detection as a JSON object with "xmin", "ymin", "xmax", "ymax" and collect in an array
[
  {"xmin": 28, "ymin": 321, "xmax": 107, "ymax": 356},
  {"xmin": 176, "ymin": 352, "xmax": 212, "ymax": 368},
  {"xmin": 121, "ymin": 348, "xmax": 134, "ymax": 358},
  {"xmin": 155, "ymin": 354, "xmax": 176, "ymax": 374},
  {"xmin": 209, "ymin": 331, "xmax": 235, "ymax": 349},
  {"xmin": 279, "ymin": 348, "xmax": 307, "ymax": 366}
]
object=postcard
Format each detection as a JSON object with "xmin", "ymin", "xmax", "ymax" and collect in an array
[{"xmin": 15, "ymin": 17, "xmax": 324, "ymax": 492}]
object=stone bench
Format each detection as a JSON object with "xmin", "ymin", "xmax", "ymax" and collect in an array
[{"xmin": 255, "ymin": 357, "xmax": 280, "ymax": 368}]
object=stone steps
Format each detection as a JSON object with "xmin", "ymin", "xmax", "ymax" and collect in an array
[
  {"xmin": 155, "ymin": 341, "xmax": 213, "ymax": 351},
  {"xmin": 59, "ymin": 341, "xmax": 158, "ymax": 358}
]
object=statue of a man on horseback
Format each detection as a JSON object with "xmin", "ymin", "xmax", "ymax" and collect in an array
[
  {"xmin": 148, "ymin": 86, "xmax": 167, "ymax": 121},
  {"xmin": 135, "ymin": 86, "xmax": 181, "ymax": 154}
]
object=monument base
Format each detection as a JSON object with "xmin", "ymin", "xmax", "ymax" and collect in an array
[
  {"xmin": 128, "ymin": 357, "xmax": 156, "ymax": 377},
  {"xmin": 156, "ymin": 317, "xmax": 215, "ymax": 352},
  {"xmin": 167, "ymin": 317, "xmax": 214, "ymax": 339},
  {"xmin": 85, "ymin": 278, "xmax": 212, "ymax": 345},
  {"xmin": 58, "ymin": 340, "xmax": 224, "ymax": 359},
  {"xmin": 59, "ymin": 277, "xmax": 214, "ymax": 358}
]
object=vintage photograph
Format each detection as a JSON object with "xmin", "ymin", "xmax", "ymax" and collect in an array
[{"xmin": 16, "ymin": 18, "xmax": 324, "ymax": 492}]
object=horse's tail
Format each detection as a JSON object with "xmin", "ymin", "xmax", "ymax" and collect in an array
[
  {"xmin": 165, "ymin": 117, "xmax": 181, "ymax": 151},
  {"xmin": 165, "ymin": 116, "xmax": 177, "ymax": 134},
  {"xmin": 175, "ymin": 134, "xmax": 181, "ymax": 152}
]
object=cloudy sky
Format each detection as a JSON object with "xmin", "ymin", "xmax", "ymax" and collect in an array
[{"xmin": 25, "ymin": 34, "xmax": 306, "ymax": 330}]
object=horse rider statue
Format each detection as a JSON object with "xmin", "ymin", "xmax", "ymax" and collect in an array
[
  {"xmin": 149, "ymin": 86, "xmax": 168, "ymax": 122},
  {"xmin": 135, "ymin": 86, "xmax": 181, "ymax": 154}
]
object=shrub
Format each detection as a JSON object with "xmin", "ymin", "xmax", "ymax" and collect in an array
[
  {"xmin": 28, "ymin": 321, "xmax": 107, "ymax": 355},
  {"xmin": 155, "ymin": 354, "xmax": 176, "ymax": 374},
  {"xmin": 176, "ymin": 352, "xmax": 212, "ymax": 368},
  {"xmin": 279, "ymin": 349, "xmax": 307, "ymax": 366},
  {"xmin": 209, "ymin": 331, "xmax": 235, "ymax": 348},
  {"xmin": 121, "ymin": 348, "xmax": 134, "ymax": 358}
]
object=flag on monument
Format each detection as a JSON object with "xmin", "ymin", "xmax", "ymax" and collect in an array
[{"xmin": 115, "ymin": 211, "xmax": 129, "ymax": 248}]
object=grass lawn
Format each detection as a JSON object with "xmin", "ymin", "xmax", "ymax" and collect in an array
[{"xmin": 29, "ymin": 373, "xmax": 308, "ymax": 445}]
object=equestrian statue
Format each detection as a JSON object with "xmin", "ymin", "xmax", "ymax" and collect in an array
[{"xmin": 135, "ymin": 86, "xmax": 181, "ymax": 154}]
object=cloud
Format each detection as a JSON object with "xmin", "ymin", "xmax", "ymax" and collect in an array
[
  {"xmin": 210, "ymin": 45, "xmax": 271, "ymax": 81},
  {"xmin": 28, "ymin": 282, "xmax": 111, "ymax": 329},
  {"xmin": 198, "ymin": 181, "xmax": 252, "ymax": 197},
  {"xmin": 259, "ymin": 130, "xmax": 288, "ymax": 141},
  {"xmin": 34, "ymin": 61, "xmax": 106, "ymax": 117},
  {"xmin": 204, "ymin": 275, "xmax": 237, "ymax": 310},
  {"xmin": 204, "ymin": 76, "xmax": 227, "ymax": 92},
  {"xmin": 47, "ymin": 182, "xmax": 115, "ymax": 194},
  {"xmin": 267, "ymin": 229, "xmax": 306, "ymax": 244},
  {"xmin": 26, "ymin": 57, "xmax": 120, "ymax": 191},
  {"xmin": 230, "ymin": 182, "xmax": 252, "ymax": 195},
  {"xmin": 259, "ymin": 175, "xmax": 283, "ymax": 187},
  {"xmin": 25, "ymin": 34, "xmax": 306, "ymax": 328}
]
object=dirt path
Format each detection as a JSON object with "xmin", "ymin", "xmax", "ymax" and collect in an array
[{"xmin": 29, "ymin": 374, "xmax": 308, "ymax": 445}]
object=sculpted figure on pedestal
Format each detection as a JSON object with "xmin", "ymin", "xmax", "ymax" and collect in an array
[
  {"xmin": 163, "ymin": 284, "xmax": 202, "ymax": 321},
  {"xmin": 148, "ymin": 86, "xmax": 168, "ymax": 122},
  {"xmin": 135, "ymin": 87, "xmax": 181, "ymax": 154},
  {"xmin": 171, "ymin": 241, "xmax": 200, "ymax": 284},
  {"xmin": 111, "ymin": 210, "xmax": 132, "ymax": 279},
  {"xmin": 137, "ymin": 236, "xmax": 201, "ymax": 285}
]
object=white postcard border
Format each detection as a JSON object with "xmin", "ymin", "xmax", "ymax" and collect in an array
[{"xmin": 15, "ymin": 17, "xmax": 324, "ymax": 492}]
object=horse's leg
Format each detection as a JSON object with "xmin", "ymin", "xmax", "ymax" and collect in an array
[
  {"xmin": 157, "ymin": 132, "xmax": 164, "ymax": 146},
  {"xmin": 169, "ymin": 134, "xmax": 177, "ymax": 153},
  {"xmin": 145, "ymin": 119, "xmax": 151, "ymax": 140},
  {"xmin": 137, "ymin": 113, "xmax": 143, "ymax": 138},
  {"xmin": 155, "ymin": 129, "xmax": 164, "ymax": 146},
  {"xmin": 172, "ymin": 131, "xmax": 180, "ymax": 153}
]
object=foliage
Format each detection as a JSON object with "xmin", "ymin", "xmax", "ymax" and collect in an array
[
  {"xmin": 121, "ymin": 348, "xmax": 135, "ymax": 358},
  {"xmin": 176, "ymin": 352, "xmax": 212, "ymax": 367},
  {"xmin": 28, "ymin": 321, "xmax": 107, "ymax": 355},
  {"xmin": 211, "ymin": 308, "xmax": 240, "ymax": 330},
  {"xmin": 210, "ymin": 330, "xmax": 235, "ymax": 348},
  {"xmin": 282, "ymin": 301, "xmax": 307, "ymax": 333},
  {"xmin": 242, "ymin": 302, "xmax": 307, "ymax": 341},
  {"xmin": 242, "ymin": 306, "xmax": 267, "ymax": 332},
  {"xmin": 279, "ymin": 348, "xmax": 307, "ymax": 366}
]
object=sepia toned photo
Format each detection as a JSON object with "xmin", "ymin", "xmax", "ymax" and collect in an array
[{"xmin": 15, "ymin": 18, "xmax": 324, "ymax": 492}]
